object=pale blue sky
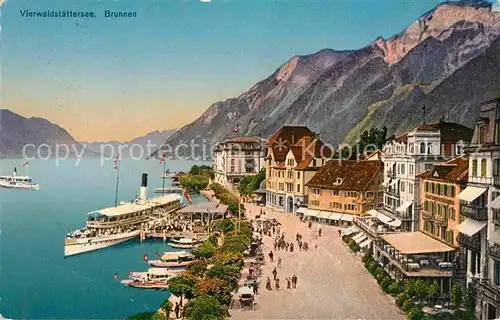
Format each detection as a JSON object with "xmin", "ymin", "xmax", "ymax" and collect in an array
[{"xmin": 2, "ymin": 0, "xmax": 445, "ymax": 141}]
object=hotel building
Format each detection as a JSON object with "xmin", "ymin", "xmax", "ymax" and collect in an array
[
  {"xmin": 380, "ymin": 120, "xmax": 473, "ymax": 232},
  {"xmin": 457, "ymin": 97, "xmax": 500, "ymax": 320},
  {"xmin": 213, "ymin": 137, "xmax": 265, "ymax": 192},
  {"xmin": 265, "ymin": 126, "xmax": 332, "ymax": 213},
  {"xmin": 304, "ymin": 157, "xmax": 383, "ymax": 227}
]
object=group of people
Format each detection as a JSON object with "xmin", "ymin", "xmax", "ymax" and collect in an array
[{"xmin": 265, "ymin": 271, "xmax": 297, "ymax": 291}]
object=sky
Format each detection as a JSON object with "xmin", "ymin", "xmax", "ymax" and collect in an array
[{"xmin": 2, "ymin": 0, "xmax": 446, "ymax": 142}]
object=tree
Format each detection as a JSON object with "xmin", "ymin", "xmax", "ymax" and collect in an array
[
  {"xmin": 186, "ymin": 260, "xmax": 208, "ymax": 278},
  {"xmin": 408, "ymin": 307, "xmax": 425, "ymax": 320},
  {"xmin": 168, "ymin": 275, "xmax": 196, "ymax": 306},
  {"xmin": 184, "ymin": 294, "xmax": 227, "ymax": 320},
  {"xmin": 463, "ymin": 286, "xmax": 477, "ymax": 319},
  {"xmin": 450, "ymin": 282, "xmax": 463, "ymax": 311},
  {"xmin": 213, "ymin": 219, "xmax": 235, "ymax": 235},
  {"xmin": 180, "ymin": 175, "xmax": 209, "ymax": 193},
  {"xmin": 192, "ymin": 242, "xmax": 216, "ymax": 260},
  {"xmin": 427, "ymin": 281, "xmax": 440, "ymax": 306}
]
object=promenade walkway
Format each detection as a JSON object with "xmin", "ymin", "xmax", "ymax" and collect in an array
[{"xmin": 231, "ymin": 204, "xmax": 404, "ymax": 320}]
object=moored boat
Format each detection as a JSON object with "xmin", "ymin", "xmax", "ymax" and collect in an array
[
  {"xmin": 148, "ymin": 250, "xmax": 195, "ymax": 268},
  {"xmin": 121, "ymin": 268, "xmax": 174, "ymax": 289},
  {"xmin": 0, "ymin": 167, "xmax": 39, "ymax": 190},
  {"xmin": 64, "ymin": 173, "xmax": 183, "ymax": 257},
  {"xmin": 168, "ymin": 238, "xmax": 201, "ymax": 249}
]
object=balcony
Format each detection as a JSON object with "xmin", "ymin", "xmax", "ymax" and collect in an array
[
  {"xmin": 489, "ymin": 244, "xmax": 500, "ymax": 261},
  {"xmin": 457, "ymin": 233, "xmax": 480, "ymax": 251},
  {"xmin": 387, "ymin": 170, "xmax": 396, "ymax": 178},
  {"xmin": 435, "ymin": 215, "xmax": 448, "ymax": 227},
  {"xmin": 384, "ymin": 187, "xmax": 400, "ymax": 197},
  {"xmin": 472, "ymin": 278, "xmax": 500, "ymax": 303},
  {"xmin": 422, "ymin": 210, "xmax": 435, "ymax": 221},
  {"xmin": 460, "ymin": 203, "xmax": 488, "ymax": 221}
]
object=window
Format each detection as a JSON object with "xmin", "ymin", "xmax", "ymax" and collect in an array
[
  {"xmin": 344, "ymin": 204, "xmax": 357, "ymax": 211},
  {"xmin": 366, "ymin": 191, "xmax": 374, "ymax": 198},
  {"xmin": 311, "ymin": 200, "xmax": 320, "ymax": 206},
  {"xmin": 332, "ymin": 190, "xmax": 339, "ymax": 196},
  {"xmin": 366, "ymin": 204, "xmax": 374, "ymax": 210},
  {"xmin": 287, "ymin": 159, "xmax": 294, "ymax": 166},
  {"xmin": 297, "ymin": 184, "xmax": 300, "ymax": 193},
  {"xmin": 481, "ymin": 159, "xmax": 487, "ymax": 177},
  {"xmin": 287, "ymin": 183, "xmax": 294, "ymax": 192},
  {"xmin": 297, "ymin": 172, "xmax": 301, "ymax": 179},
  {"xmin": 449, "ymin": 208, "xmax": 456, "ymax": 220},
  {"xmin": 312, "ymin": 188, "xmax": 322, "ymax": 195},
  {"xmin": 377, "ymin": 202, "xmax": 383, "ymax": 208},
  {"xmin": 451, "ymin": 186, "xmax": 456, "ymax": 197},
  {"xmin": 444, "ymin": 185, "xmax": 448, "ymax": 197},
  {"xmin": 231, "ymin": 159, "xmax": 235, "ymax": 165},
  {"xmin": 346, "ymin": 191, "xmax": 358, "ymax": 198},
  {"xmin": 377, "ymin": 191, "xmax": 384, "ymax": 197},
  {"xmin": 401, "ymin": 182, "xmax": 405, "ymax": 192},
  {"xmin": 409, "ymin": 164, "xmax": 414, "ymax": 175},
  {"xmin": 420, "ymin": 142, "xmax": 426, "ymax": 154},
  {"xmin": 409, "ymin": 183, "xmax": 413, "ymax": 194},
  {"xmin": 312, "ymin": 159, "xmax": 317, "ymax": 167},
  {"xmin": 401, "ymin": 164, "xmax": 405, "ymax": 175},
  {"xmin": 494, "ymin": 261, "xmax": 500, "ymax": 286},
  {"xmin": 427, "ymin": 143, "xmax": 432, "ymax": 154},
  {"xmin": 472, "ymin": 160, "xmax": 478, "ymax": 176},
  {"xmin": 478, "ymin": 125, "xmax": 485, "ymax": 144},
  {"xmin": 287, "ymin": 171, "xmax": 293, "ymax": 179},
  {"xmin": 425, "ymin": 182, "xmax": 429, "ymax": 192}
]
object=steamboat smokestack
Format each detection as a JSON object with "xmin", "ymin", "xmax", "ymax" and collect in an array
[
  {"xmin": 139, "ymin": 173, "xmax": 148, "ymax": 203},
  {"xmin": 13, "ymin": 167, "xmax": 17, "ymax": 177}
]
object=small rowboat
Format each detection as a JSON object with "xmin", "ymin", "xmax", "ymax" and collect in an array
[
  {"xmin": 168, "ymin": 238, "xmax": 201, "ymax": 249},
  {"xmin": 148, "ymin": 259, "xmax": 193, "ymax": 268},
  {"xmin": 120, "ymin": 279, "xmax": 169, "ymax": 290}
]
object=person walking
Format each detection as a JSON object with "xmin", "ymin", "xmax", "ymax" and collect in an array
[
  {"xmin": 318, "ymin": 226, "xmax": 322, "ymax": 237},
  {"xmin": 338, "ymin": 229, "xmax": 342, "ymax": 237},
  {"xmin": 290, "ymin": 243, "xmax": 294, "ymax": 252},
  {"xmin": 269, "ymin": 251, "xmax": 274, "ymax": 263},
  {"xmin": 272, "ymin": 267, "xmax": 277, "ymax": 280},
  {"xmin": 275, "ymin": 277, "xmax": 280, "ymax": 290},
  {"xmin": 298, "ymin": 240, "xmax": 302, "ymax": 251},
  {"xmin": 286, "ymin": 277, "xmax": 291, "ymax": 289},
  {"xmin": 174, "ymin": 302, "xmax": 180, "ymax": 319},
  {"xmin": 266, "ymin": 277, "xmax": 272, "ymax": 290},
  {"xmin": 277, "ymin": 256, "xmax": 282, "ymax": 268},
  {"xmin": 292, "ymin": 274, "xmax": 297, "ymax": 288}
]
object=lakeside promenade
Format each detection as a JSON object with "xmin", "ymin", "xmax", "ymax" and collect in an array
[{"xmin": 231, "ymin": 204, "xmax": 404, "ymax": 320}]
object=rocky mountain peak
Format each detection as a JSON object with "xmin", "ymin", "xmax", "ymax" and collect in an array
[{"xmin": 374, "ymin": 0, "xmax": 500, "ymax": 64}]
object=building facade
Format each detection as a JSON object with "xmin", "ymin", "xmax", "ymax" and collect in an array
[
  {"xmin": 418, "ymin": 155, "xmax": 469, "ymax": 249},
  {"xmin": 457, "ymin": 98, "xmax": 500, "ymax": 320},
  {"xmin": 381, "ymin": 120, "xmax": 473, "ymax": 232},
  {"xmin": 265, "ymin": 126, "xmax": 332, "ymax": 213},
  {"xmin": 213, "ymin": 137, "xmax": 265, "ymax": 192},
  {"xmin": 305, "ymin": 159, "xmax": 384, "ymax": 225}
]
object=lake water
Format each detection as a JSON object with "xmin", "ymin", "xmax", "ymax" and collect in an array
[{"xmin": 0, "ymin": 158, "xmax": 211, "ymax": 319}]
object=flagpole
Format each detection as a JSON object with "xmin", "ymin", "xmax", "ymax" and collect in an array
[
  {"xmin": 115, "ymin": 158, "xmax": 120, "ymax": 207},
  {"xmin": 26, "ymin": 164, "xmax": 29, "ymax": 178},
  {"xmin": 162, "ymin": 155, "xmax": 166, "ymax": 192}
]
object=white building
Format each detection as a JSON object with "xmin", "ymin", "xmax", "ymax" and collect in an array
[
  {"xmin": 380, "ymin": 119, "xmax": 473, "ymax": 231},
  {"xmin": 456, "ymin": 97, "xmax": 500, "ymax": 320},
  {"xmin": 213, "ymin": 137, "xmax": 265, "ymax": 192}
]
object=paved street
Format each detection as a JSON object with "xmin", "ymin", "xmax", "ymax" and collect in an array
[{"xmin": 230, "ymin": 204, "xmax": 405, "ymax": 320}]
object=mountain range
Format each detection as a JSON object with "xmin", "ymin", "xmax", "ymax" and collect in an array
[
  {"xmin": 82, "ymin": 130, "xmax": 176, "ymax": 158},
  {"xmin": 0, "ymin": 109, "xmax": 176, "ymax": 158},
  {"xmin": 156, "ymin": 0, "xmax": 500, "ymax": 158}
]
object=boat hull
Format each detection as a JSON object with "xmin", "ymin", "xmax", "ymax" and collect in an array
[
  {"xmin": 64, "ymin": 230, "xmax": 140, "ymax": 257},
  {"xmin": 0, "ymin": 181, "xmax": 39, "ymax": 190},
  {"xmin": 168, "ymin": 243, "xmax": 198, "ymax": 249},
  {"xmin": 148, "ymin": 260, "xmax": 193, "ymax": 268},
  {"xmin": 120, "ymin": 279, "xmax": 169, "ymax": 289}
]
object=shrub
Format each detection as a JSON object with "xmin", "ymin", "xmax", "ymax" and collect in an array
[
  {"xmin": 450, "ymin": 282, "xmax": 462, "ymax": 311},
  {"xmin": 402, "ymin": 298, "xmax": 415, "ymax": 312},
  {"xmin": 184, "ymin": 294, "xmax": 227, "ymax": 320},
  {"xmin": 381, "ymin": 277, "xmax": 394, "ymax": 293},
  {"xmin": 192, "ymin": 242, "xmax": 217, "ymax": 260},
  {"xmin": 407, "ymin": 307, "xmax": 425, "ymax": 320},
  {"xmin": 388, "ymin": 281, "xmax": 402, "ymax": 296},
  {"xmin": 396, "ymin": 293, "xmax": 410, "ymax": 308}
]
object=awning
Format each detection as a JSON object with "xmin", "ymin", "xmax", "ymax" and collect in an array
[
  {"xmin": 342, "ymin": 226, "xmax": 359, "ymax": 236},
  {"xmin": 354, "ymin": 233, "xmax": 368, "ymax": 244},
  {"xmin": 368, "ymin": 209, "xmax": 401, "ymax": 227},
  {"xmin": 305, "ymin": 209, "xmax": 321, "ymax": 217},
  {"xmin": 359, "ymin": 238, "xmax": 372, "ymax": 249},
  {"xmin": 458, "ymin": 186, "xmax": 486, "ymax": 202},
  {"xmin": 455, "ymin": 219, "xmax": 487, "ymax": 236},
  {"xmin": 396, "ymin": 201, "xmax": 412, "ymax": 214},
  {"xmin": 491, "ymin": 195, "xmax": 500, "ymax": 209},
  {"xmin": 296, "ymin": 207, "xmax": 307, "ymax": 215},
  {"xmin": 340, "ymin": 214, "xmax": 354, "ymax": 222},
  {"xmin": 352, "ymin": 232, "xmax": 366, "ymax": 242},
  {"xmin": 386, "ymin": 218, "xmax": 402, "ymax": 227},
  {"xmin": 381, "ymin": 232, "xmax": 455, "ymax": 254},
  {"xmin": 317, "ymin": 211, "xmax": 332, "ymax": 219},
  {"xmin": 327, "ymin": 212, "xmax": 342, "ymax": 220}
]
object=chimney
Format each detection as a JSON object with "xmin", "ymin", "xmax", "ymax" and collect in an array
[
  {"xmin": 138, "ymin": 173, "xmax": 148, "ymax": 203},
  {"xmin": 291, "ymin": 134, "xmax": 295, "ymax": 144},
  {"xmin": 13, "ymin": 167, "xmax": 17, "ymax": 177}
]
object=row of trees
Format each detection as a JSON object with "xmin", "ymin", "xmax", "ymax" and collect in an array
[
  {"xmin": 152, "ymin": 218, "xmax": 253, "ymax": 320},
  {"xmin": 210, "ymin": 183, "xmax": 245, "ymax": 216},
  {"xmin": 360, "ymin": 252, "xmax": 476, "ymax": 320},
  {"xmin": 340, "ymin": 126, "xmax": 394, "ymax": 160},
  {"xmin": 179, "ymin": 165, "xmax": 214, "ymax": 193},
  {"xmin": 238, "ymin": 169, "xmax": 265, "ymax": 197}
]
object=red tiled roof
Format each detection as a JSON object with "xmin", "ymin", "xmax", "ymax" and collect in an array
[
  {"xmin": 267, "ymin": 126, "xmax": 315, "ymax": 161},
  {"xmin": 306, "ymin": 160, "xmax": 383, "ymax": 191},
  {"xmin": 396, "ymin": 135, "xmax": 408, "ymax": 143},
  {"xmin": 417, "ymin": 155, "xmax": 469, "ymax": 183},
  {"xmin": 288, "ymin": 137, "xmax": 334, "ymax": 170}
]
